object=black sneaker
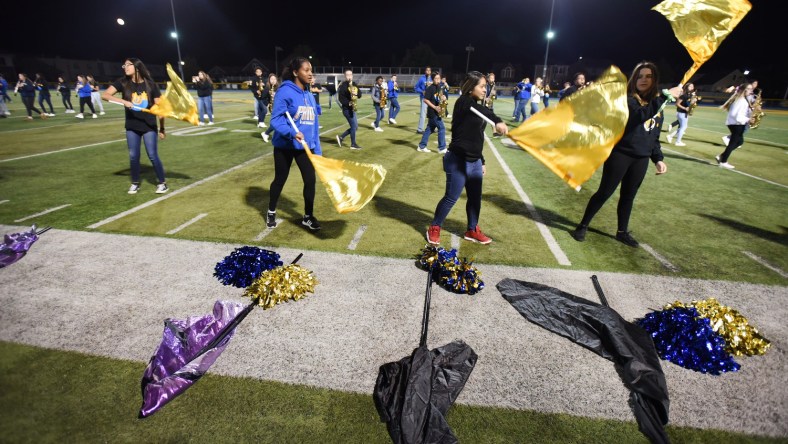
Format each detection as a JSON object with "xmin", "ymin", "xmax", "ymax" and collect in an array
[
  {"xmin": 350, "ymin": 145, "xmax": 362, "ymax": 150},
  {"xmin": 302, "ymin": 215, "xmax": 321, "ymax": 231},
  {"xmin": 616, "ymin": 231, "xmax": 639, "ymax": 247},
  {"xmin": 266, "ymin": 211, "xmax": 277, "ymax": 228},
  {"xmin": 571, "ymin": 225, "xmax": 587, "ymax": 242}
]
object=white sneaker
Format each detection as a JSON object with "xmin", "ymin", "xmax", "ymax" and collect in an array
[
  {"xmin": 666, "ymin": 132, "xmax": 673, "ymax": 144},
  {"xmin": 722, "ymin": 136, "xmax": 730, "ymax": 146},
  {"xmin": 674, "ymin": 141, "xmax": 686, "ymax": 146},
  {"xmin": 719, "ymin": 162, "xmax": 735, "ymax": 169},
  {"xmin": 251, "ymin": 115, "xmax": 258, "ymax": 120},
  {"xmin": 261, "ymin": 132, "xmax": 269, "ymax": 143},
  {"xmin": 438, "ymin": 148, "xmax": 447, "ymax": 154},
  {"xmin": 389, "ymin": 118, "xmax": 397, "ymax": 124},
  {"xmin": 417, "ymin": 147, "xmax": 432, "ymax": 153},
  {"xmin": 75, "ymin": 113, "xmax": 84, "ymax": 119},
  {"xmin": 203, "ymin": 114, "xmax": 209, "ymax": 120},
  {"xmin": 336, "ymin": 135, "xmax": 342, "ymax": 147},
  {"xmin": 715, "ymin": 155, "xmax": 721, "ymax": 163},
  {"xmin": 371, "ymin": 122, "xmax": 376, "ymax": 129},
  {"xmin": 92, "ymin": 114, "xmax": 98, "ymax": 119},
  {"xmin": 47, "ymin": 113, "xmax": 56, "ymax": 117},
  {"xmin": 198, "ymin": 122, "xmax": 206, "ymax": 126},
  {"xmin": 257, "ymin": 122, "xmax": 265, "ymax": 128},
  {"xmin": 374, "ymin": 127, "xmax": 383, "ymax": 132},
  {"xmin": 155, "ymin": 183, "xmax": 169, "ymax": 194},
  {"xmin": 99, "ymin": 111, "xmax": 105, "ymax": 115},
  {"xmin": 207, "ymin": 121, "xmax": 214, "ymax": 125},
  {"xmin": 128, "ymin": 183, "xmax": 140, "ymax": 194}
]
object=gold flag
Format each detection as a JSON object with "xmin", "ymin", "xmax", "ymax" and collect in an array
[
  {"xmin": 507, "ymin": 66, "xmax": 629, "ymax": 190},
  {"xmin": 653, "ymin": 0, "xmax": 752, "ymax": 85},
  {"xmin": 300, "ymin": 142, "xmax": 387, "ymax": 214},
  {"xmin": 147, "ymin": 63, "xmax": 200, "ymax": 126}
]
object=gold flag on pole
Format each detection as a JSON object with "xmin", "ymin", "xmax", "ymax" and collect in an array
[
  {"xmin": 506, "ymin": 65, "xmax": 629, "ymax": 191},
  {"xmin": 653, "ymin": 0, "xmax": 752, "ymax": 86},
  {"xmin": 147, "ymin": 63, "xmax": 200, "ymax": 126}
]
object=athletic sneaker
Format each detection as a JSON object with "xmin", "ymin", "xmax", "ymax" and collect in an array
[
  {"xmin": 715, "ymin": 155, "xmax": 721, "ymax": 164},
  {"xmin": 416, "ymin": 130, "xmax": 424, "ymax": 134},
  {"xmin": 350, "ymin": 145, "xmax": 362, "ymax": 150},
  {"xmin": 674, "ymin": 141, "xmax": 686, "ymax": 146},
  {"xmin": 198, "ymin": 122, "xmax": 206, "ymax": 126},
  {"xmin": 438, "ymin": 148, "xmax": 447, "ymax": 154},
  {"xmin": 388, "ymin": 118, "xmax": 397, "ymax": 124},
  {"xmin": 128, "ymin": 183, "xmax": 140, "ymax": 194},
  {"xmin": 92, "ymin": 114, "xmax": 98, "ymax": 119},
  {"xmin": 99, "ymin": 111, "xmax": 105, "ymax": 115},
  {"xmin": 26, "ymin": 116, "xmax": 33, "ymax": 120},
  {"xmin": 464, "ymin": 226, "xmax": 492, "ymax": 244},
  {"xmin": 666, "ymin": 132, "xmax": 674, "ymax": 144},
  {"xmin": 571, "ymin": 225, "xmax": 587, "ymax": 242},
  {"xmin": 719, "ymin": 162, "xmax": 735, "ymax": 169},
  {"xmin": 371, "ymin": 122, "xmax": 376, "ymax": 129},
  {"xmin": 667, "ymin": 123, "xmax": 674, "ymax": 134},
  {"xmin": 266, "ymin": 211, "xmax": 277, "ymax": 228},
  {"xmin": 336, "ymin": 135, "xmax": 343, "ymax": 147},
  {"xmin": 47, "ymin": 113, "xmax": 56, "ymax": 117},
  {"xmin": 261, "ymin": 132, "xmax": 269, "ymax": 143},
  {"xmin": 203, "ymin": 114, "xmax": 209, "ymax": 120},
  {"xmin": 257, "ymin": 122, "xmax": 266, "ymax": 128},
  {"xmin": 426, "ymin": 225, "xmax": 441, "ymax": 245},
  {"xmin": 207, "ymin": 121, "xmax": 214, "ymax": 125},
  {"xmin": 722, "ymin": 135, "xmax": 730, "ymax": 146},
  {"xmin": 302, "ymin": 215, "xmax": 321, "ymax": 231},
  {"xmin": 615, "ymin": 231, "xmax": 639, "ymax": 247},
  {"xmin": 75, "ymin": 113, "xmax": 84, "ymax": 119},
  {"xmin": 417, "ymin": 147, "xmax": 431, "ymax": 153},
  {"xmin": 374, "ymin": 127, "xmax": 383, "ymax": 132},
  {"xmin": 155, "ymin": 183, "xmax": 169, "ymax": 194}
]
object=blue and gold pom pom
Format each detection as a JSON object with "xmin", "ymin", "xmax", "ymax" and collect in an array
[
  {"xmin": 417, "ymin": 246, "xmax": 484, "ymax": 295},
  {"xmin": 213, "ymin": 247, "xmax": 283, "ymax": 288}
]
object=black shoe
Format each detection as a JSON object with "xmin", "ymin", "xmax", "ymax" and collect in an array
[
  {"xmin": 350, "ymin": 145, "xmax": 362, "ymax": 150},
  {"xmin": 266, "ymin": 211, "xmax": 277, "ymax": 228},
  {"xmin": 571, "ymin": 225, "xmax": 587, "ymax": 242},
  {"xmin": 302, "ymin": 215, "xmax": 321, "ymax": 231},
  {"xmin": 416, "ymin": 130, "xmax": 424, "ymax": 134},
  {"xmin": 616, "ymin": 231, "xmax": 639, "ymax": 247}
]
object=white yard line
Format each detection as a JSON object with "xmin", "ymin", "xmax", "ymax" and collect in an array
[
  {"xmin": 0, "ymin": 117, "xmax": 125, "ymax": 134},
  {"xmin": 0, "ymin": 200, "xmax": 9, "ymax": 205},
  {"xmin": 742, "ymin": 251, "xmax": 788, "ymax": 279},
  {"xmin": 450, "ymin": 233, "xmax": 461, "ymax": 252},
  {"xmin": 662, "ymin": 147, "xmax": 788, "ymax": 189},
  {"xmin": 13, "ymin": 204, "xmax": 71, "ymax": 222},
  {"xmin": 253, "ymin": 219, "xmax": 284, "ymax": 241},
  {"xmin": 484, "ymin": 134, "xmax": 572, "ymax": 266},
  {"xmin": 346, "ymin": 225, "xmax": 368, "ymax": 250},
  {"xmin": 640, "ymin": 243, "xmax": 680, "ymax": 272},
  {"xmin": 166, "ymin": 213, "xmax": 208, "ymax": 235},
  {"xmin": 86, "ymin": 155, "xmax": 267, "ymax": 229}
]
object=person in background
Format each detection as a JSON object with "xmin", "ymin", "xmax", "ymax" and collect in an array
[
  {"xmin": 75, "ymin": 75, "xmax": 97, "ymax": 119},
  {"xmin": 512, "ymin": 77, "xmax": 531, "ymax": 122},
  {"xmin": 387, "ymin": 74, "xmax": 400, "ymax": 124},
  {"xmin": 417, "ymin": 72, "xmax": 447, "ymax": 154},
  {"xmin": 716, "ymin": 82, "xmax": 753, "ymax": 170},
  {"xmin": 543, "ymin": 80, "xmax": 551, "ymax": 108},
  {"xmin": 336, "ymin": 68, "xmax": 362, "ymax": 149},
  {"xmin": 666, "ymin": 82, "xmax": 696, "ymax": 146},
  {"xmin": 558, "ymin": 81, "xmax": 571, "ymax": 100},
  {"xmin": 426, "ymin": 71, "xmax": 509, "ymax": 246},
  {"xmin": 325, "ymin": 80, "xmax": 337, "ymax": 110},
  {"xmin": 193, "ymin": 71, "xmax": 214, "ymax": 126},
  {"xmin": 16, "ymin": 73, "xmax": 46, "ymax": 120},
  {"xmin": 261, "ymin": 73, "xmax": 279, "ymax": 143},
  {"xmin": 87, "ymin": 75, "xmax": 105, "ymax": 115},
  {"xmin": 371, "ymin": 75, "xmax": 384, "ymax": 132},
  {"xmin": 0, "ymin": 74, "xmax": 11, "ymax": 105},
  {"xmin": 511, "ymin": 84, "xmax": 520, "ymax": 119},
  {"xmin": 414, "ymin": 66, "xmax": 432, "ymax": 134},
  {"xmin": 559, "ymin": 72, "xmax": 586, "ymax": 102},
  {"xmin": 571, "ymin": 61, "xmax": 681, "ymax": 247},
  {"xmin": 266, "ymin": 56, "xmax": 322, "ymax": 231},
  {"xmin": 102, "ymin": 58, "xmax": 168, "ymax": 194},
  {"xmin": 35, "ymin": 74, "xmax": 55, "ymax": 116},
  {"xmin": 250, "ymin": 67, "xmax": 268, "ymax": 128},
  {"xmin": 57, "ymin": 76, "xmax": 75, "ymax": 114},
  {"xmin": 310, "ymin": 78, "xmax": 323, "ymax": 117},
  {"xmin": 530, "ymin": 77, "xmax": 544, "ymax": 117}
]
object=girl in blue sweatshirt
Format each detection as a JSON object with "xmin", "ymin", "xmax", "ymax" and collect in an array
[
  {"xmin": 75, "ymin": 75, "xmax": 97, "ymax": 119},
  {"xmin": 266, "ymin": 56, "xmax": 322, "ymax": 231}
]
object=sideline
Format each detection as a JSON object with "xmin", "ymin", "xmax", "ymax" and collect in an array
[
  {"xmin": 166, "ymin": 213, "xmax": 208, "ymax": 235},
  {"xmin": 742, "ymin": 251, "xmax": 787, "ymax": 279},
  {"xmin": 14, "ymin": 204, "xmax": 71, "ymax": 222}
]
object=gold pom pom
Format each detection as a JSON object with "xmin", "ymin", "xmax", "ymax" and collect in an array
[{"xmin": 243, "ymin": 264, "xmax": 318, "ymax": 310}]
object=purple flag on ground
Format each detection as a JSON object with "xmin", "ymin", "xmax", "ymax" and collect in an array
[
  {"xmin": 139, "ymin": 300, "xmax": 246, "ymax": 418},
  {"xmin": 0, "ymin": 226, "xmax": 40, "ymax": 268}
]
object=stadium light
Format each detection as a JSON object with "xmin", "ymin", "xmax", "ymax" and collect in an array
[
  {"xmin": 274, "ymin": 46, "xmax": 283, "ymax": 75},
  {"xmin": 170, "ymin": 32, "xmax": 178, "ymax": 39},
  {"xmin": 542, "ymin": 0, "xmax": 556, "ymax": 79},
  {"xmin": 743, "ymin": 69, "xmax": 750, "ymax": 76},
  {"xmin": 465, "ymin": 44, "xmax": 475, "ymax": 74},
  {"xmin": 169, "ymin": 0, "xmax": 185, "ymax": 80}
]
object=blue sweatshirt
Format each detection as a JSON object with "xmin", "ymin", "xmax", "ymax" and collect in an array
[
  {"xmin": 76, "ymin": 81, "xmax": 92, "ymax": 98},
  {"xmin": 387, "ymin": 79, "xmax": 398, "ymax": 98},
  {"xmin": 270, "ymin": 80, "xmax": 322, "ymax": 155},
  {"xmin": 517, "ymin": 82, "xmax": 532, "ymax": 100},
  {"xmin": 414, "ymin": 74, "xmax": 430, "ymax": 98}
]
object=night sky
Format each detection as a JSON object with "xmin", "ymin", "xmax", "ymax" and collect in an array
[{"xmin": 4, "ymin": 0, "xmax": 781, "ymax": 90}]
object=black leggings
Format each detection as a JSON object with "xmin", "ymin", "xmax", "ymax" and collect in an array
[
  {"xmin": 720, "ymin": 124, "xmax": 746, "ymax": 163},
  {"xmin": 62, "ymin": 94, "xmax": 73, "ymax": 110},
  {"xmin": 579, "ymin": 150, "xmax": 650, "ymax": 232},
  {"xmin": 79, "ymin": 96, "xmax": 96, "ymax": 114},
  {"xmin": 21, "ymin": 96, "xmax": 43, "ymax": 116},
  {"xmin": 268, "ymin": 148, "xmax": 316, "ymax": 216},
  {"xmin": 38, "ymin": 95, "xmax": 54, "ymax": 113}
]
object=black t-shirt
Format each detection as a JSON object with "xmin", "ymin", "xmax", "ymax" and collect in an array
[
  {"xmin": 310, "ymin": 85, "xmax": 321, "ymax": 104},
  {"xmin": 677, "ymin": 93, "xmax": 690, "ymax": 114},
  {"xmin": 424, "ymin": 84, "xmax": 440, "ymax": 119},
  {"xmin": 448, "ymin": 94, "xmax": 503, "ymax": 164},
  {"xmin": 112, "ymin": 78, "xmax": 162, "ymax": 132}
]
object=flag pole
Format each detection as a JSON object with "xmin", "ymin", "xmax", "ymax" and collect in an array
[
  {"xmin": 285, "ymin": 111, "xmax": 312, "ymax": 152},
  {"xmin": 590, "ymin": 275, "xmax": 610, "ymax": 308}
]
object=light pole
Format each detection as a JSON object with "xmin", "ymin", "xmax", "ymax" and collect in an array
[
  {"xmin": 465, "ymin": 44, "xmax": 475, "ymax": 73},
  {"xmin": 542, "ymin": 0, "xmax": 556, "ymax": 79},
  {"xmin": 169, "ymin": 0, "xmax": 185, "ymax": 80},
  {"xmin": 274, "ymin": 46, "xmax": 283, "ymax": 76}
]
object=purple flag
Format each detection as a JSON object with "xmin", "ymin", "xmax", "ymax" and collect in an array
[
  {"xmin": 0, "ymin": 226, "xmax": 40, "ymax": 268},
  {"xmin": 139, "ymin": 300, "xmax": 246, "ymax": 418}
]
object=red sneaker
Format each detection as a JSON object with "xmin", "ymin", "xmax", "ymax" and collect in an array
[
  {"xmin": 464, "ymin": 226, "xmax": 492, "ymax": 244},
  {"xmin": 426, "ymin": 225, "xmax": 441, "ymax": 245}
]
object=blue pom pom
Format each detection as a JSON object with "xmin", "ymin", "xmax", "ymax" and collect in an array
[
  {"xmin": 214, "ymin": 247, "xmax": 283, "ymax": 288},
  {"xmin": 417, "ymin": 246, "xmax": 484, "ymax": 295},
  {"xmin": 637, "ymin": 307, "xmax": 740, "ymax": 375}
]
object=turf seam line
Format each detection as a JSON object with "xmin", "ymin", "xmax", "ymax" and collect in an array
[
  {"xmin": 346, "ymin": 224, "xmax": 368, "ymax": 250},
  {"xmin": 451, "ymin": 233, "xmax": 461, "ymax": 252},
  {"xmin": 483, "ymin": 134, "xmax": 572, "ymax": 266},
  {"xmin": 640, "ymin": 243, "xmax": 680, "ymax": 272},
  {"xmin": 166, "ymin": 213, "xmax": 208, "ymax": 235},
  {"xmin": 86, "ymin": 155, "xmax": 268, "ymax": 229},
  {"xmin": 253, "ymin": 219, "xmax": 283, "ymax": 241},
  {"xmin": 742, "ymin": 251, "xmax": 788, "ymax": 278},
  {"xmin": 14, "ymin": 204, "xmax": 71, "ymax": 222},
  {"xmin": 662, "ymin": 147, "xmax": 788, "ymax": 189},
  {"xmin": 0, "ymin": 117, "xmax": 126, "ymax": 134}
]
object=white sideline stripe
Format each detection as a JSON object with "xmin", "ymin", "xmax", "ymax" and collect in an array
[
  {"xmin": 14, "ymin": 204, "xmax": 71, "ymax": 222},
  {"xmin": 346, "ymin": 225, "xmax": 368, "ymax": 250},
  {"xmin": 450, "ymin": 233, "xmax": 461, "ymax": 252},
  {"xmin": 231, "ymin": 129, "xmax": 259, "ymax": 133},
  {"xmin": 253, "ymin": 219, "xmax": 283, "ymax": 241},
  {"xmin": 0, "ymin": 116, "xmax": 250, "ymax": 163},
  {"xmin": 640, "ymin": 243, "xmax": 680, "ymax": 272},
  {"xmin": 86, "ymin": 155, "xmax": 267, "ymax": 229},
  {"xmin": 742, "ymin": 251, "xmax": 788, "ymax": 279},
  {"xmin": 0, "ymin": 200, "xmax": 9, "ymax": 205},
  {"xmin": 166, "ymin": 213, "xmax": 208, "ymax": 235},
  {"xmin": 0, "ymin": 117, "xmax": 125, "ymax": 134},
  {"xmin": 662, "ymin": 147, "xmax": 788, "ymax": 189},
  {"xmin": 484, "ymin": 134, "xmax": 572, "ymax": 266}
]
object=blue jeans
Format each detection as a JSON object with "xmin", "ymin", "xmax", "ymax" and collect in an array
[
  {"xmin": 417, "ymin": 94, "xmax": 427, "ymax": 132},
  {"xmin": 530, "ymin": 101, "xmax": 540, "ymax": 117},
  {"xmin": 197, "ymin": 96, "xmax": 213, "ymax": 122},
  {"xmin": 431, "ymin": 151, "xmax": 484, "ymax": 230},
  {"xmin": 256, "ymin": 99, "xmax": 267, "ymax": 124},
  {"xmin": 340, "ymin": 108, "xmax": 358, "ymax": 146},
  {"xmin": 513, "ymin": 99, "xmax": 527, "ymax": 122},
  {"xmin": 388, "ymin": 97, "xmax": 400, "ymax": 120},
  {"xmin": 374, "ymin": 104, "xmax": 383, "ymax": 127},
  {"xmin": 513, "ymin": 98, "xmax": 520, "ymax": 117},
  {"xmin": 126, "ymin": 130, "xmax": 166, "ymax": 184},
  {"xmin": 675, "ymin": 112, "xmax": 688, "ymax": 142},
  {"xmin": 418, "ymin": 116, "xmax": 446, "ymax": 151}
]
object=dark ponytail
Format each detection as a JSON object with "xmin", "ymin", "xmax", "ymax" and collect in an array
[
  {"xmin": 281, "ymin": 57, "xmax": 310, "ymax": 86},
  {"xmin": 460, "ymin": 71, "xmax": 485, "ymax": 96}
]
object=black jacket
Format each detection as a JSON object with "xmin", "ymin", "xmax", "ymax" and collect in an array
[
  {"xmin": 614, "ymin": 95, "xmax": 666, "ymax": 163},
  {"xmin": 251, "ymin": 76, "xmax": 266, "ymax": 100},
  {"xmin": 195, "ymin": 80, "xmax": 213, "ymax": 97},
  {"xmin": 337, "ymin": 80, "xmax": 362, "ymax": 110},
  {"xmin": 448, "ymin": 94, "xmax": 503, "ymax": 165}
]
